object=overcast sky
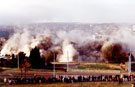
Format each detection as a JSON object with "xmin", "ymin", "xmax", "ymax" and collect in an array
[{"xmin": 0, "ymin": 0, "xmax": 135, "ymax": 25}]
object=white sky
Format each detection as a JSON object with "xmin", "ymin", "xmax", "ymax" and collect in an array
[{"xmin": 0, "ymin": 0, "xmax": 135, "ymax": 24}]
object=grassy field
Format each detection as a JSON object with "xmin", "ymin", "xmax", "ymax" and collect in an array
[
  {"xmin": 0, "ymin": 63, "xmax": 121, "ymax": 72},
  {"xmin": 77, "ymin": 63, "xmax": 121, "ymax": 70},
  {"xmin": 2, "ymin": 82, "xmax": 133, "ymax": 87},
  {"xmin": 69, "ymin": 63, "xmax": 121, "ymax": 74}
]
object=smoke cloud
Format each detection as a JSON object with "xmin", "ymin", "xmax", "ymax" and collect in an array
[{"xmin": 0, "ymin": 23, "xmax": 135, "ymax": 63}]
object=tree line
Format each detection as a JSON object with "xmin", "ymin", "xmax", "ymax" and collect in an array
[{"xmin": 0, "ymin": 47, "xmax": 55, "ymax": 69}]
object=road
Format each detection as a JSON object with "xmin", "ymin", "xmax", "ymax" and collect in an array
[{"xmin": 0, "ymin": 70, "xmax": 122, "ymax": 79}]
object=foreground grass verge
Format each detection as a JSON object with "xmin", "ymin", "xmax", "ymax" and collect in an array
[{"xmin": 2, "ymin": 82, "xmax": 133, "ymax": 87}]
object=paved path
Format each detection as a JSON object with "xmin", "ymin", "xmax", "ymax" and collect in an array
[{"xmin": 0, "ymin": 70, "xmax": 122, "ymax": 79}]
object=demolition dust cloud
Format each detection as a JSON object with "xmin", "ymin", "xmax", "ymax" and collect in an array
[{"xmin": 1, "ymin": 23, "xmax": 135, "ymax": 62}]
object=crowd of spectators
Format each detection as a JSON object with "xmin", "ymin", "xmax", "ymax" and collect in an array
[{"xmin": 3, "ymin": 74, "xmax": 135, "ymax": 85}]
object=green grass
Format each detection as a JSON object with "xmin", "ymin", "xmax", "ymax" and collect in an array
[
  {"xmin": 77, "ymin": 64, "xmax": 110, "ymax": 70},
  {"xmin": 88, "ymin": 64, "xmax": 110, "ymax": 70},
  {"xmin": 78, "ymin": 65, "xmax": 87, "ymax": 69},
  {"xmin": 0, "ymin": 82, "xmax": 4, "ymax": 85},
  {"xmin": 2, "ymin": 67, "xmax": 17, "ymax": 71},
  {"xmin": 77, "ymin": 63, "xmax": 120, "ymax": 70}
]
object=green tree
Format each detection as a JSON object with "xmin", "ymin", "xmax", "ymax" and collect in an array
[{"xmin": 29, "ymin": 47, "xmax": 41, "ymax": 69}]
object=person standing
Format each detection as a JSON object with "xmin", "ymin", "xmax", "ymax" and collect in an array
[{"xmin": 4, "ymin": 77, "xmax": 7, "ymax": 85}]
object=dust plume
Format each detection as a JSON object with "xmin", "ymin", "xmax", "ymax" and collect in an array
[{"xmin": 0, "ymin": 23, "xmax": 135, "ymax": 63}]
